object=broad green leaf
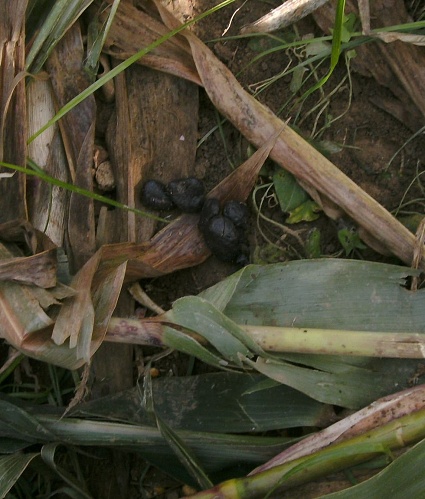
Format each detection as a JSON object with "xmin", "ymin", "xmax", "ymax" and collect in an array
[
  {"xmin": 272, "ymin": 170, "xmax": 309, "ymax": 213},
  {"xmin": 290, "ymin": 66, "xmax": 307, "ymax": 93},
  {"xmin": 321, "ymin": 437, "xmax": 425, "ymax": 498},
  {"xmin": 163, "ymin": 326, "xmax": 231, "ymax": 369},
  {"xmin": 166, "ymin": 296, "xmax": 263, "ymax": 364},
  {"xmin": 0, "ymin": 400, "xmax": 56, "ymax": 442},
  {"xmin": 198, "ymin": 260, "xmax": 425, "ymax": 407},
  {"xmin": 0, "ymin": 453, "xmax": 39, "ymax": 497},
  {"xmin": 72, "ymin": 372, "xmax": 329, "ymax": 433},
  {"xmin": 244, "ymin": 356, "xmax": 413, "ymax": 408},
  {"xmin": 285, "ymin": 199, "xmax": 321, "ymax": 223},
  {"xmin": 207, "ymin": 260, "xmax": 423, "ymax": 333},
  {"xmin": 33, "ymin": 412, "xmax": 295, "ymax": 484},
  {"xmin": 338, "ymin": 228, "xmax": 367, "ymax": 255},
  {"xmin": 305, "ymin": 228, "xmax": 322, "ymax": 258}
]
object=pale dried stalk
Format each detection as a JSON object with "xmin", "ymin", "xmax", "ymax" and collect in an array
[{"xmin": 240, "ymin": 0, "xmax": 330, "ymax": 34}]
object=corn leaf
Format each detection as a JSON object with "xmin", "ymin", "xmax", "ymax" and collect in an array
[
  {"xmin": 321, "ymin": 437, "xmax": 425, "ymax": 498},
  {"xmin": 0, "ymin": 395, "xmax": 295, "ymax": 485},
  {"xmin": 0, "ymin": 453, "xmax": 40, "ymax": 498},
  {"xmin": 197, "ymin": 259, "xmax": 424, "ymax": 407},
  {"xmin": 165, "ymin": 297, "xmax": 262, "ymax": 365},
  {"xmin": 71, "ymin": 372, "xmax": 330, "ymax": 433}
]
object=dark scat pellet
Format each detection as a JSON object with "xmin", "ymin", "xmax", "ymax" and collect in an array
[
  {"xmin": 167, "ymin": 177, "xmax": 205, "ymax": 213},
  {"xmin": 223, "ymin": 200, "xmax": 249, "ymax": 229},
  {"xmin": 199, "ymin": 198, "xmax": 220, "ymax": 233},
  {"xmin": 203, "ymin": 215, "xmax": 241, "ymax": 262},
  {"xmin": 140, "ymin": 179, "xmax": 174, "ymax": 211}
]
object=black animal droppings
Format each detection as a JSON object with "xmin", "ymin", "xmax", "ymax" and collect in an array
[
  {"xmin": 141, "ymin": 176, "xmax": 250, "ymax": 264},
  {"xmin": 140, "ymin": 179, "xmax": 174, "ymax": 210},
  {"xmin": 199, "ymin": 197, "xmax": 220, "ymax": 233},
  {"xmin": 202, "ymin": 215, "xmax": 241, "ymax": 262},
  {"xmin": 223, "ymin": 200, "xmax": 249, "ymax": 230},
  {"xmin": 167, "ymin": 177, "xmax": 205, "ymax": 213}
]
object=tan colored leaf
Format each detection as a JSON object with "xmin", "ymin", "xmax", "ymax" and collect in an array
[
  {"xmin": 94, "ymin": 0, "xmax": 201, "ymax": 85},
  {"xmin": 45, "ymin": 23, "xmax": 96, "ymax": 271},
  {"xmin": 27, "ymin": 77, "xmax": 68, "ymax": 247},
  {"xmin": 240, "ymin": 0, "xmax": 330, "ymax": 34},
  {"xmin": 0, "ymin": 219, "xmax": 57, "ymax": 288}
]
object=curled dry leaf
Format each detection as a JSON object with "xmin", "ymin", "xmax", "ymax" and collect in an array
[
  {"xmin": 0, "ymin": 223, "xmax": 126, "ymax": 369},
  {"xmin": 0, "ymin": 219, "xmax": 56, "ymax": 288}
]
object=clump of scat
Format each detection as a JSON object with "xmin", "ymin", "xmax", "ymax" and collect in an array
[
  {"xmin": 140, "ymin": 178, "xmax": 249, "ymax": 264},
  {"xmin": 199, "ymin": 198, "xmax": 249, "ymax": 264}
]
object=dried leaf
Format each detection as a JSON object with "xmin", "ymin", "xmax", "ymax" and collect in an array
[
  {"xmin": 240, "ymin": 0, "xmax": 330, "ymax": 34},
  {"xmin": 27, "ymin": 78, "xmax": 68, "ymax": 247},
  {"xmin": 0, "ymin": 220, "xmax": 57, "ymax": 288},
  {"xmin": 0, "ymin": 0, "xmax": 28, "ymax": 222},
  {"xmin": 45, "ymin": 23, "xmax": 96, "ymax": 271},
  {"xmin": 95, "ymin": 0, "xmax": 201, "ymax": 85}
]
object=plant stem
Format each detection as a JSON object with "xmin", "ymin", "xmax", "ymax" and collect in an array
[
  {"xmin": 106, "ymin": 318, "xmax": 425, "ymax": 359},
  {"xmin": 186, "ymin": 408, "xmax": 425, "ymax": 498}
]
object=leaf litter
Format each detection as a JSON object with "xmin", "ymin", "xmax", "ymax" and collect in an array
[{"xmin": 1, "ymin": 0, "xmax": 425, "ymax": 496}]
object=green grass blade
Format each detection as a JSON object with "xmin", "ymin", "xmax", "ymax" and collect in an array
[
  {"xmin": 41, "ymin": 443, "xmax": 93, "ymax": 499},
  {"xmin": 1, "ymin": 160, "xmax": 166, "ymax": 222},
  {"xmin": 298, "ymin": 0, "xmax": 346, "ymax": 101},
  {"xmin": 26, "ymin": 0, "xmax": 95, "ymax": 73},
  {"xmin": 0, "ymin": 453, "xmax": 40, "ymax": 498},
  {"xmin": 85, "ymin": 0, "xmax": 121, "ymax": 79}
]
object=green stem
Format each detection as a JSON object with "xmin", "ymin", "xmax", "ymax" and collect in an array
[
  {"xmin": 187, "ymin": 408, "xmax": 425, "ymax": 498},
  {"xmin": 106, "ymin": 318, "xmax": 425, "ymax": 359}
]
